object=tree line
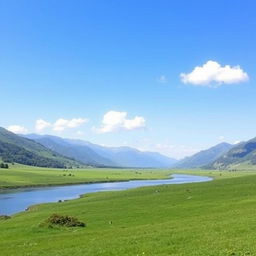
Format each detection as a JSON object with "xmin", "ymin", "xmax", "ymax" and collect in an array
[{"xmin": 0, "ymin": 141, "xmax": 66, "ymax": 168}]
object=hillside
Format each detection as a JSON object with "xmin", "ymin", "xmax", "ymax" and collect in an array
[
  {"xmin": 0, "ymin": 128, "xmax": 81, "ymax": 168},
  {"xmin": 25, "ymin": 134, "xmax": 177, "ymax": 168},
  {"xmin": 62, "ymin": 138, "xmax": 177, "ymax": 168},
  {"xmin": 174, "ymin": 142, "xmax": 233, "ymax": 169},
  {"xmin": 25, "ymin": 134, "xmax": 116, "ymax": 167},
  {"xmin": 210, "ymin": 137, "xmax": 256, "ymax": 169}
]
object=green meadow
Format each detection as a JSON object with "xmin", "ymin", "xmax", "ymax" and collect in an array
[
  {"xmin": 1, "ymin": 166, "xmax": 256, "ymax": 255},
  {"xmin": 0, "ymin": 164, "xmax": 170, "ymax": 189}
]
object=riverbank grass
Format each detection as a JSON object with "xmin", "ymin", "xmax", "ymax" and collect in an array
[
  {"xmin": 1, "ymin": 170, "xmax": 256, "ymax": 255},
  {"xmin": 0, "ymin": 164, "xmax": 170, "ymax": 189}
]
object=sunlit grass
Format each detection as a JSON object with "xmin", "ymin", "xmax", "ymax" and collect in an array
[
  {"xmin": 0, "ymin": 164, "xmax": 170, "ymax": 189},
  {"xmin": 1, "ymin": 166, "xmax": 256, "ymax": 255}
]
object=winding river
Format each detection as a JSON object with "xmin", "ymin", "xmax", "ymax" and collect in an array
[{"xmin": 0, "ymin": 174, "xmax": 212, "ymax": 215}]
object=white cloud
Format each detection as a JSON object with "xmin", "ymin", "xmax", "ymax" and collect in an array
[
  {"xmin": 96, "ymin": 111, "xmax": 146, "ymax": 133},
  {"xmin": 7, "ymin": 125, "xmax": 28, "ymax": 134},
  {"xmin": 35, "ymin": 119, "xmax": 51, "ymax": 132},
  {"xmin": 53, "ymin": 118, "xmax": 88, "ymax": 131},
  {"xmin": 35, "ymin": 118, "xmax": 88, "ymax": 132},
  {"xmin": 180, "ymin": 60, "xmax": 249, "ymax": 86},
  {"xmin": 157, "ymin": 75, "xmax": 167, "ymax": 84}
]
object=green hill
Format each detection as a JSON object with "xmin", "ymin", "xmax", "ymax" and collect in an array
[
  {"xmin": 210, "ymin": 137, "xmax": 256, "ymax": 169},
  {"xmin": 25, "ymin": 134, "xmax": 116, "ymax": 167},
  {"xmin": 173, "ymin": 142, "xmax": 233, "ymax": 169},
  {"xmin": 0, "ymin": 127, "xmax": 81, "ymax": 168}
]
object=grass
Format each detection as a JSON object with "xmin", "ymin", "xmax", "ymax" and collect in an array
[
  {"xmin": 0, "ymin": 164, "xmax": 170, "ymax": 189},
  {"xmin": 1, "ymin": 164, "xmax": 254, "ymax": 190},
  {"xmin": 228, "ymin": 162, "xmax": 256, "ymax": 171},
  {"xmin": 1, "ymin": 167, "xmax": 256, "ymax": 255},
  {"xmin": 169, "ymin": 168, "xmax": 256, "ymax": 179}
]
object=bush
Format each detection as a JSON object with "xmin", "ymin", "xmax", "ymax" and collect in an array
[
  {"xmin": 0, "ymin": 163, "xmax": 9, "ymax": 169},
  {"xmin": 45, "ymin": 214, "xmax": 86, "ymax": 227},
  {"xmin": 0, "ymin": 215, "xmax": 11, "ymax": 220}
]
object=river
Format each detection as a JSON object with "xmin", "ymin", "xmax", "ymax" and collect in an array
[{"xmin": 0, "ymin": 174, "xmax": 212, "ymax": 215}]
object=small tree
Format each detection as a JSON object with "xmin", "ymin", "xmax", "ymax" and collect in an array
[{"xmin": 0, "ymin": 163, "xmax": 9, "ymax": 169}]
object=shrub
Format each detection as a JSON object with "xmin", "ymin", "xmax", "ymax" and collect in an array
[
  {"xmin": 45, "ymin": 214, "xmax": 86, "ymax": 227},
  {"xmin": 0, "ymin": 163, "xmax": 9, "ymax": 169},
  {"xmin": 0, "ymin": 215, "xmax": 11, "ymax": 220}
]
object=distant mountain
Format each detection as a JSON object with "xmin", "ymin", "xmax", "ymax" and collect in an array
[
  {"xmin": 210, "ymin": 138, "xmax": 256, "ymax": 169},
  {"xmin": 25, "ymin": 134, "xmax": 177, "ymax": 168},
  {"xmin": 25, "ymin": 134, "xmax": 115, "ymax": 167},
  {"xmin": 91, "ymin": 146, "xmax": 177, "ymax": 168},
  {"xmin": 0, "ymin": 127, "xmax": 81, "ymax": 168},
  {"xmin": 173, "ymin": 142, "xmax": 233, "ymax": 169},
  {"xmin": 62, "ymin": 139, "xmax": 177, "ymax": 168}
]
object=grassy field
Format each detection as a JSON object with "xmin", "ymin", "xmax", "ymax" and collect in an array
[
  {"xmin": 1, "ymin": 167, "xmax": 256, "ymax": 255},
  {"xmin": 169, "ymin": 168, "xmax": 256, "ymax": 179},
  {"xmin": 0, "ymin": 164, "xmax": 170, "ymax": 189},
  {"xmin": 1, "ymin": 164, "xmax": 254, "ymax": 190}
]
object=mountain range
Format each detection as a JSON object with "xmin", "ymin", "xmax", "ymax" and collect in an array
[
  {"xmin": 209, "ymin": 138, "xmax": 256, "ymax": 169},
  {"xmin": 2, "ymin": 126, "xmax": 256, "ymax": 170},
  {"xmin": 173, "ymin": 142, "xmax": 234, "ymax": 169},
  {"xmin": 24, "ymin": 134, "xmax": 177, "ymax": 168},
  {"xmin": 174, "ymin": 137, "xmax": 256, "ymax": 170}
]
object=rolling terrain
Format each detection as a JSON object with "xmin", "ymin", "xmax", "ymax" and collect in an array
[
  {"xmin": 25, "ymin": 134, "xmax": 116, "ymax": 167},
  {"xmin": 25, "ymin": 134, "xmax": 177, "ymax": 168},
  {"xmin": 0, "ymin": 128, "xmax": 81, "ymax": 168},
  {"xmin": 1, "ymin": 170, "xmax": 256, "ymax": 255},
  {"xmin": 174, "ymin": 142, "xmax": 233, "ymax": 169},
  {"xmin": 210, "ymin": 137, "xmax": 256, "ymax": 169}
]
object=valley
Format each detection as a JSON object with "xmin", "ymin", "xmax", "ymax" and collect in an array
[
  {"xmin": 2, "ymin": 2, "xmax": 255, "ymax": 255},
  {"xmin": 1, "ymin": 127, "xmax": 256, "ymax": 255},
  {"xmin": 1, "ymin": 168, "xmax": 256, "ymax": 255}
]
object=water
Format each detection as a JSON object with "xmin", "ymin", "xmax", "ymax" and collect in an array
[{"xmin": 0, "ymin": 174, "xmax": 212, "ymax": 215}]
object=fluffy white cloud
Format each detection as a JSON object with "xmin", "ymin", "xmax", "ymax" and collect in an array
[
  {"xmin": 180, "ymin": 60, "xmax": 249, "ymax": 86},
  {"xmin": 35, "ymin": 119, "xmax": 51, "ymax": 132},
  {"xmin": 35, "ymin": 118, "xmax": 88, "ymax": 132},
  {"xmin": 7, "ymin": 125, "xmax": 28, "ymax": 134},
  {"xmin": 97, "ymin": 111, "xmax": 146, "ymax": 133},
  {"xmin": 53, "ymin": 118, "xmax": 88, "ymax": 131}
]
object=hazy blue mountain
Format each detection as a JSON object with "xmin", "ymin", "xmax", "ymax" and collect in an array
[
  {"xmin": 0, "ymin": 127, "xmax": 81, "ymax": 168},
  {"xmin": 25, "ymin": 134, "xmax": 177, "ymax": 168},
  {"xmin": 210, "ymin": 138, "xmax": 256, "ymax": 169},
  {"xmin": 25, "ymin": 134, "xmax": 116, "ymax": 167},
  {"xmin": 61, "ymin": 139, "xmax": 177, "ymax": 167},
  {"xmin": 94, "ymin": 146, "xmax": 177, "ymax": 168},
  {"xmin": 60, "ymin": 139, "xmax": 177, "ymax": 168},
  {"xmin": 174, "ymin": 142, "xmax": 233, "ymax": 169}
]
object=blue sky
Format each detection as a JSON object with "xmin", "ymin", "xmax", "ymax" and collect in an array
[{"xmin": 1, "ymin": 0, "xmax": 255, "ymax": 159}]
